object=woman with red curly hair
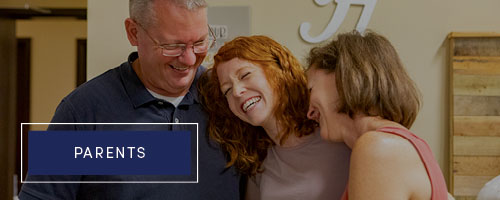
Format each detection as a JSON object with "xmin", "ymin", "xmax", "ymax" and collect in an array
[{"xmin": 199, "ymin": 35, "xmax": 351, "ymax": 199}]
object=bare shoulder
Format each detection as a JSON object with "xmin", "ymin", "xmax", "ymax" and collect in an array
[
  {"xmin": 349, "ymin": 131, "xmax": 431, "ymax": 200},
  {"xmin": 352, "ymin": 131, "xmax": 412, "ymax": 162}
]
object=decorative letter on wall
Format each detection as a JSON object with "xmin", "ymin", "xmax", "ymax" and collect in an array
[{"xmin": 300, "ymin": 0, "xmax": 377, "ymax": 43}]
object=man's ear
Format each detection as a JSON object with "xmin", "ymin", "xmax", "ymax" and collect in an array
[{"xmin": 125, "ymin": 18, "xmax": 139, "ymax": 46}]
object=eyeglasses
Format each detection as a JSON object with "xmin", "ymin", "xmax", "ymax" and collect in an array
[{"xmin": 135, "ymin": 20, "xmax": 216, "ymax": 57}]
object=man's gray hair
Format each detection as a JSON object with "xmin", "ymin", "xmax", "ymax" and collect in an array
[{"xmin": 130, "ymin": 0, "xmax": 207, "ymax": 28}]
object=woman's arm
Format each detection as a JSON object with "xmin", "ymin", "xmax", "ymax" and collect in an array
[{"xmin": 348, "ymin": 131, "xmax": 431, "ymax": 200}]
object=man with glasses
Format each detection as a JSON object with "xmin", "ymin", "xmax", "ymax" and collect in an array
[{"xmin": 19, "ymin": 0, "xmax": 240, "ymax": 199}]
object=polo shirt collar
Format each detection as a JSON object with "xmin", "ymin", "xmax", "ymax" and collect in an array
[{"xmin": 121, "ymin": 52, "xmax": 203, "ymax": 108}]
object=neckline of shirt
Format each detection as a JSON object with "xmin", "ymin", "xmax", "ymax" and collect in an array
[{"xmin": 147, "ymin": 88, "xmax": 185, "ymax": 108}]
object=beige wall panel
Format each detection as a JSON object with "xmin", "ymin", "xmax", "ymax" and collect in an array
[
  {"xmin": 453, "ymin": 74, "xmax": 500, "ymax": 96},
  {"xmin": 454, "ymin": 116, "xmax": 500, "ymax": 136},
  {"xmin": 453, "ymin": 56, "xmax": 500, "ymax": 76},
  {"xmin": 453, "ymin": 136, "xmax": 500, "ymax": 156},
  {"xmin": 454, "ymin": 96, "xmax": 500, "ymax": 116},
  {"xmin": 453, "ymin": 156, "xmax": 500, "ymax": 176},
  {"xmin": 454, "ymin": 37, "xmax": 500, "ymax": 56},
  {"xmin": 454, "ymin": 175, "xmax": 493, "ymax": 196},
  {"xmin": 16, "ymin": 19, "xmax": 87, "ymax": 124}
]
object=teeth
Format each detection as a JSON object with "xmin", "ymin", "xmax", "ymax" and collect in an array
[
  {"xmin": 243, "ymin": 97, "xmax": 261, "ymax": 112},
  {"xmin": 171, "ymin": 65, "xmax": 188, "ymax": 71}
]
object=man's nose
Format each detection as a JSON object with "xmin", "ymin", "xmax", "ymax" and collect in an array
[{"xmin": 178, "ymin": 46, "xmax": 197, "ymax": 66}]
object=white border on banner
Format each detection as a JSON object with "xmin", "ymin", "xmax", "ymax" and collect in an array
[{"xmin": 20, "ymin": 123, "xmax": 199, "ymax": 183}]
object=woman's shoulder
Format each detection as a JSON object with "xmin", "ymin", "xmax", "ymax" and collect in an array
[
  {"xmin": 349, "ymin": 130, "xmax": 431, "ymax": 199},
  {"xmin": 353, "ymin": 130, "xmax": 413, "ymax": 159},
  {"xmin": 351, "ymin": 130, "xmax": 428, "ymax": 184}
]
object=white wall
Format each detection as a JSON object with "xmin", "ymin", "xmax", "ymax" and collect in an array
[{"xmin": 88, "ymin": 0, "xmax": 500, "ymax": 183}]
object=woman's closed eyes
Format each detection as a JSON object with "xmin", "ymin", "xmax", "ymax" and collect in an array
[{"xmin": 222, "ymin": 71, "xmax": 251, "ymax": 96}]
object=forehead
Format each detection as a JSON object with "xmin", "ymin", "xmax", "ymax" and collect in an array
[
  {"xmin": 306, "ymin": 66, "xmax": 321, "ymax": 82},
  {"xmin": 217, "ymin": 58, "xmax": 248, "ymax": 75},
  {"xmin": 307, "ymin": 67, "xmax": 335, "ymax": 85},
  {"xmin": 216, "ymin": 58, "xmax": 263, "ymax": 79},
  {"xmin": 306, "ymin": 63, "xmax": 320, "ymax": 76},
  {"xmin": 152, "ymin": 4, "xmax": 208, "ymax": 42}
]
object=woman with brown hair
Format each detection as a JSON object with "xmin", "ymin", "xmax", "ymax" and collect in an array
[
  {"xmin": 306, "ymin": 31, "xmax": 449, "ymax": 199},
  {"xmin": 199, "ymin": 35, "xmax": 350, "ymax": 199}
]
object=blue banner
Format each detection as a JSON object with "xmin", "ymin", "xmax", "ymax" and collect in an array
[{"xmin": 28, "ymin": 130, "xmax": 191, "ymax": 175}]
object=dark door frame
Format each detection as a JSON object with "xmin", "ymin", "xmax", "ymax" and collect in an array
[
  {"xmin": 76, "ymin": 39, "xmax": 87, "ymax": 86},
  {"xmin": 16, "ymin": 38, "xmax": 31, "ymax": 194},
  {"xmin": 0, "ymin": 8, "xmax": 86, "ymax": 20}
]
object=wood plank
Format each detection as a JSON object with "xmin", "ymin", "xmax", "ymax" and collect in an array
[
  {"xmin": 453, "ymin": 56, "xmax": 500, "ymax": 75},
  {"xmin": 453, "ymin": 74, "xmax": 500, "ymax": 96},
  {"xmin": 453, "ymin": 156, "xmax": 500, "ymax": 176},
  {"xmin": 449, "ymin": 38, "xmax": 456, "ymax": 193},
  {"xmin": 454, "ymin": 136, "xmax": 500, "ymax": 156},
  {"xmin": 454, "ymin": 116, "xmax": 500, "ymax": 136},
  {"xmin": 454, "ymin": 175, "xmax": 493, "ymax": 196},
  {"xmin": 454, "ymin": 96, "xmax": 500, "ymax": 116},
  {"xmin": 449, "ymin": 32, "xmax": 500, "ymax": 38},
  {"xmin": 453, "ymin": 37, "xmax": 500, "ymax": 56}
]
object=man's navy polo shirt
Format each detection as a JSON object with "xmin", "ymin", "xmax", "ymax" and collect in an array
[{"xmin": 19, "ymin": 52, "xmax": 240, "ymax": 200}]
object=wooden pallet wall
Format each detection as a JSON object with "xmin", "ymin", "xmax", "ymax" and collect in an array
[{"xmin": 449, "ymin": 32, "xmax": 500, "ymax": 200}]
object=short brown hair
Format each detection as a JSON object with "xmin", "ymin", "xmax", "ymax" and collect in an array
[
  {"xmin": 199, "ymin": 35, "xmax": 315, "ymax": 176},
  {"xmin": 307, "ymin": 31, "xmax": 421, "ymax": 128}
]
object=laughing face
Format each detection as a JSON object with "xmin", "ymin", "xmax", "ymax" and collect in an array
[
  {"xmin": 217, "ymin": 58, "xmax": 276, "ymax": 128},
  {"xmin": 131, "ymin": 3, "xmax": 208, "ymax": 97},
  {"xmin": 306, "ymin": 67, "xmax": 353, "ymax": 142}
]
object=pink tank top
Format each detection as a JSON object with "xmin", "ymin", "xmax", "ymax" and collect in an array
[{"xmin": 341, "ymin": 127, "xmax": 448, "ymax": 200}]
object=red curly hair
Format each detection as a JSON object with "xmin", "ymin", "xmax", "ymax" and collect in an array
[{"xmin": 198, "ymin": 35, "xmax": 316, "ymax": 176}]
